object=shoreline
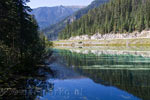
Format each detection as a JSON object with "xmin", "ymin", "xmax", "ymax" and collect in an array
[
  {"xmin": 67, "ymin": 30, "xmax": 150, "ymax": 41},
  {"xmin": 53, "ymin": 38, "xmax": 150, "ymax": 47},
  {"xmin": 53, "ymin": 30, "xmax": 150, "ymax": 47}
]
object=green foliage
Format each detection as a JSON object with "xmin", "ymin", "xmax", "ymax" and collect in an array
[
  {"xmin": 59, "ymin": 0, "xmax": 150, "ymax": 39},
  {"xmin": 0, "ymin": 1, "xmax": 53, "ymax": 99},
  {"xmin": 0, "ymin": 0, "xmax": 46, "ymax": 68}
]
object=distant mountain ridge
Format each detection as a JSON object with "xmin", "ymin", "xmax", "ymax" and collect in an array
[
  {"xmin": 42, "ymin": 0, "xmax": 110, "ymax": 40},
  {"xmin": 31, "ymin": 6, "xmax": 83, "ymax": 29}
]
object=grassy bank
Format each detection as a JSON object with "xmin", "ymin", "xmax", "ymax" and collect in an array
[{"xmin": 53, "ymin": 38, "xmax": 150, "ymax": 47}]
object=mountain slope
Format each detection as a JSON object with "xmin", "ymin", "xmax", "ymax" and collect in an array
[
  {"xmin": 59, "ymin": 0, "xmax": 150, "ymax": 39},
  {"xmin": 42, "ymin": 0, "xmax": 109, "ymax": 40},
  {"xmin": 31, "ymin": 6, "xmax": 83, "ymax": 29}
]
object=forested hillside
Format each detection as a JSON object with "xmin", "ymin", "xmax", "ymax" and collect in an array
[
  {"xmin": 59, "ymin": 0, "xmax": 150, "ymax": 39},
  {"xmin": 31, "ymin": 6, "xmax": 82, "ymax": 29},
  {"xmin": 0, "ymin": 0, "xmax": 46, "ymax": 69},
  {"xmin": 42, "ymin": 0, "xmax": 109, "ymax": 40}
]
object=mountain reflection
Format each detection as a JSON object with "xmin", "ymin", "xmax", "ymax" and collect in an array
[
  {"xmin": 1, "ymin": 48, "xmax": 150, "ymax": 100},
  {"xmin": 55, "ymin": 48, "xmax": 150, "ymax": 100}
]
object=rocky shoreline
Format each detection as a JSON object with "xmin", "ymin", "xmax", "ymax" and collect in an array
[{"xmin": 68, "ymin": 30, "xmax": 150, "ymax": 40}]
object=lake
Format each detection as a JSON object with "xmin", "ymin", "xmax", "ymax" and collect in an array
[
  {"xmin": 1, "ymin": 47, "xmax": 150, "ymax": 100},
  {"xmin": 35, "ymin": 47, "xmax": 150, "ymax": 100}
]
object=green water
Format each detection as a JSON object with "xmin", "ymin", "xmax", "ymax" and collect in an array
[
  {"xmin": 35, "ymin": 48, "xmax": 150, "ymax": 100},
  {"xmin": 1, "ymin": 48, "xmax": 150, "ymax": 100}
]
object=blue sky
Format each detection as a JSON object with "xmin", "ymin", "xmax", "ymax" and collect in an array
[{"xmin": 27, "ymin": 0, "xmax": 94, "ymax": 8}]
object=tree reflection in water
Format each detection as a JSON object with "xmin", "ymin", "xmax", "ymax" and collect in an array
[
  {"xmin": 1, "ymin": 49, "xmax": 150, "ymax": 100},
  {"xmin": 56, "ymin": 49, "xmax": 150, "ymax": 100},
  {"xmin": 0, "ymin": 63, "xmax": 54, "ymax": 100}
]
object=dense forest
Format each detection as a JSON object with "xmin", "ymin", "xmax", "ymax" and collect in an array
[
  {"xmin": 42, "ymin": 0, "xmax": 109, "ymax": 40},
  {"xmin": 0, "ymin": 1, "xmax": 53, "ymax": 99},
  {"xmin": 59, "ymin": 0, "xmax": 150, "ymax": 39},
  {"xmin": 0, "ymin": 0, "xmax": 47, "ymax": 71}
]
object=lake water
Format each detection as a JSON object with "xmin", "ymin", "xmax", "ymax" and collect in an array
[{"xmin": 36, "ymin": 48, "xmax": 150, "ymax": 100}]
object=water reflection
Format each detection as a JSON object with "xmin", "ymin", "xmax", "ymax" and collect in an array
[
  {"xmin": 45, "ymin": 48, "xmax": 150, "ymax": 100},
  {"xmin": 0, "ymin": 63, "xmax": 54, "ymax": 100},
  {"xmin": 58, "ymin": 48, "xmax": 150, "ymax": 69},
  {"xmin": 1, "ymin": 48, "xmax": 150, "ymax": 100}
]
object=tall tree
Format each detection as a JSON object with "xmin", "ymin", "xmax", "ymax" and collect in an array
[{"xmin": 59, "ymin": 0, "xmax": 150, "ymax": 39}]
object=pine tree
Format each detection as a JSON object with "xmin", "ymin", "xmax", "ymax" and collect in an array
[{"xmin": 59, "ymin": 0, "xmax": 150, "ymax": 39}]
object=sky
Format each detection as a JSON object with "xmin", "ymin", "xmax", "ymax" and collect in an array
[{"xmin": 27, "ymin": 0, "xmax": 94, "ymax": 8}]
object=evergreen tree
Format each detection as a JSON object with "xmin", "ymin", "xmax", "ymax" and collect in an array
[
  {"xmin": 0, "ymin": 0, "xmax": 46, "ymax": 68},
  {"xmin": 59, "ymin": 0, "xmax": 150, "ymax": 39}
]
